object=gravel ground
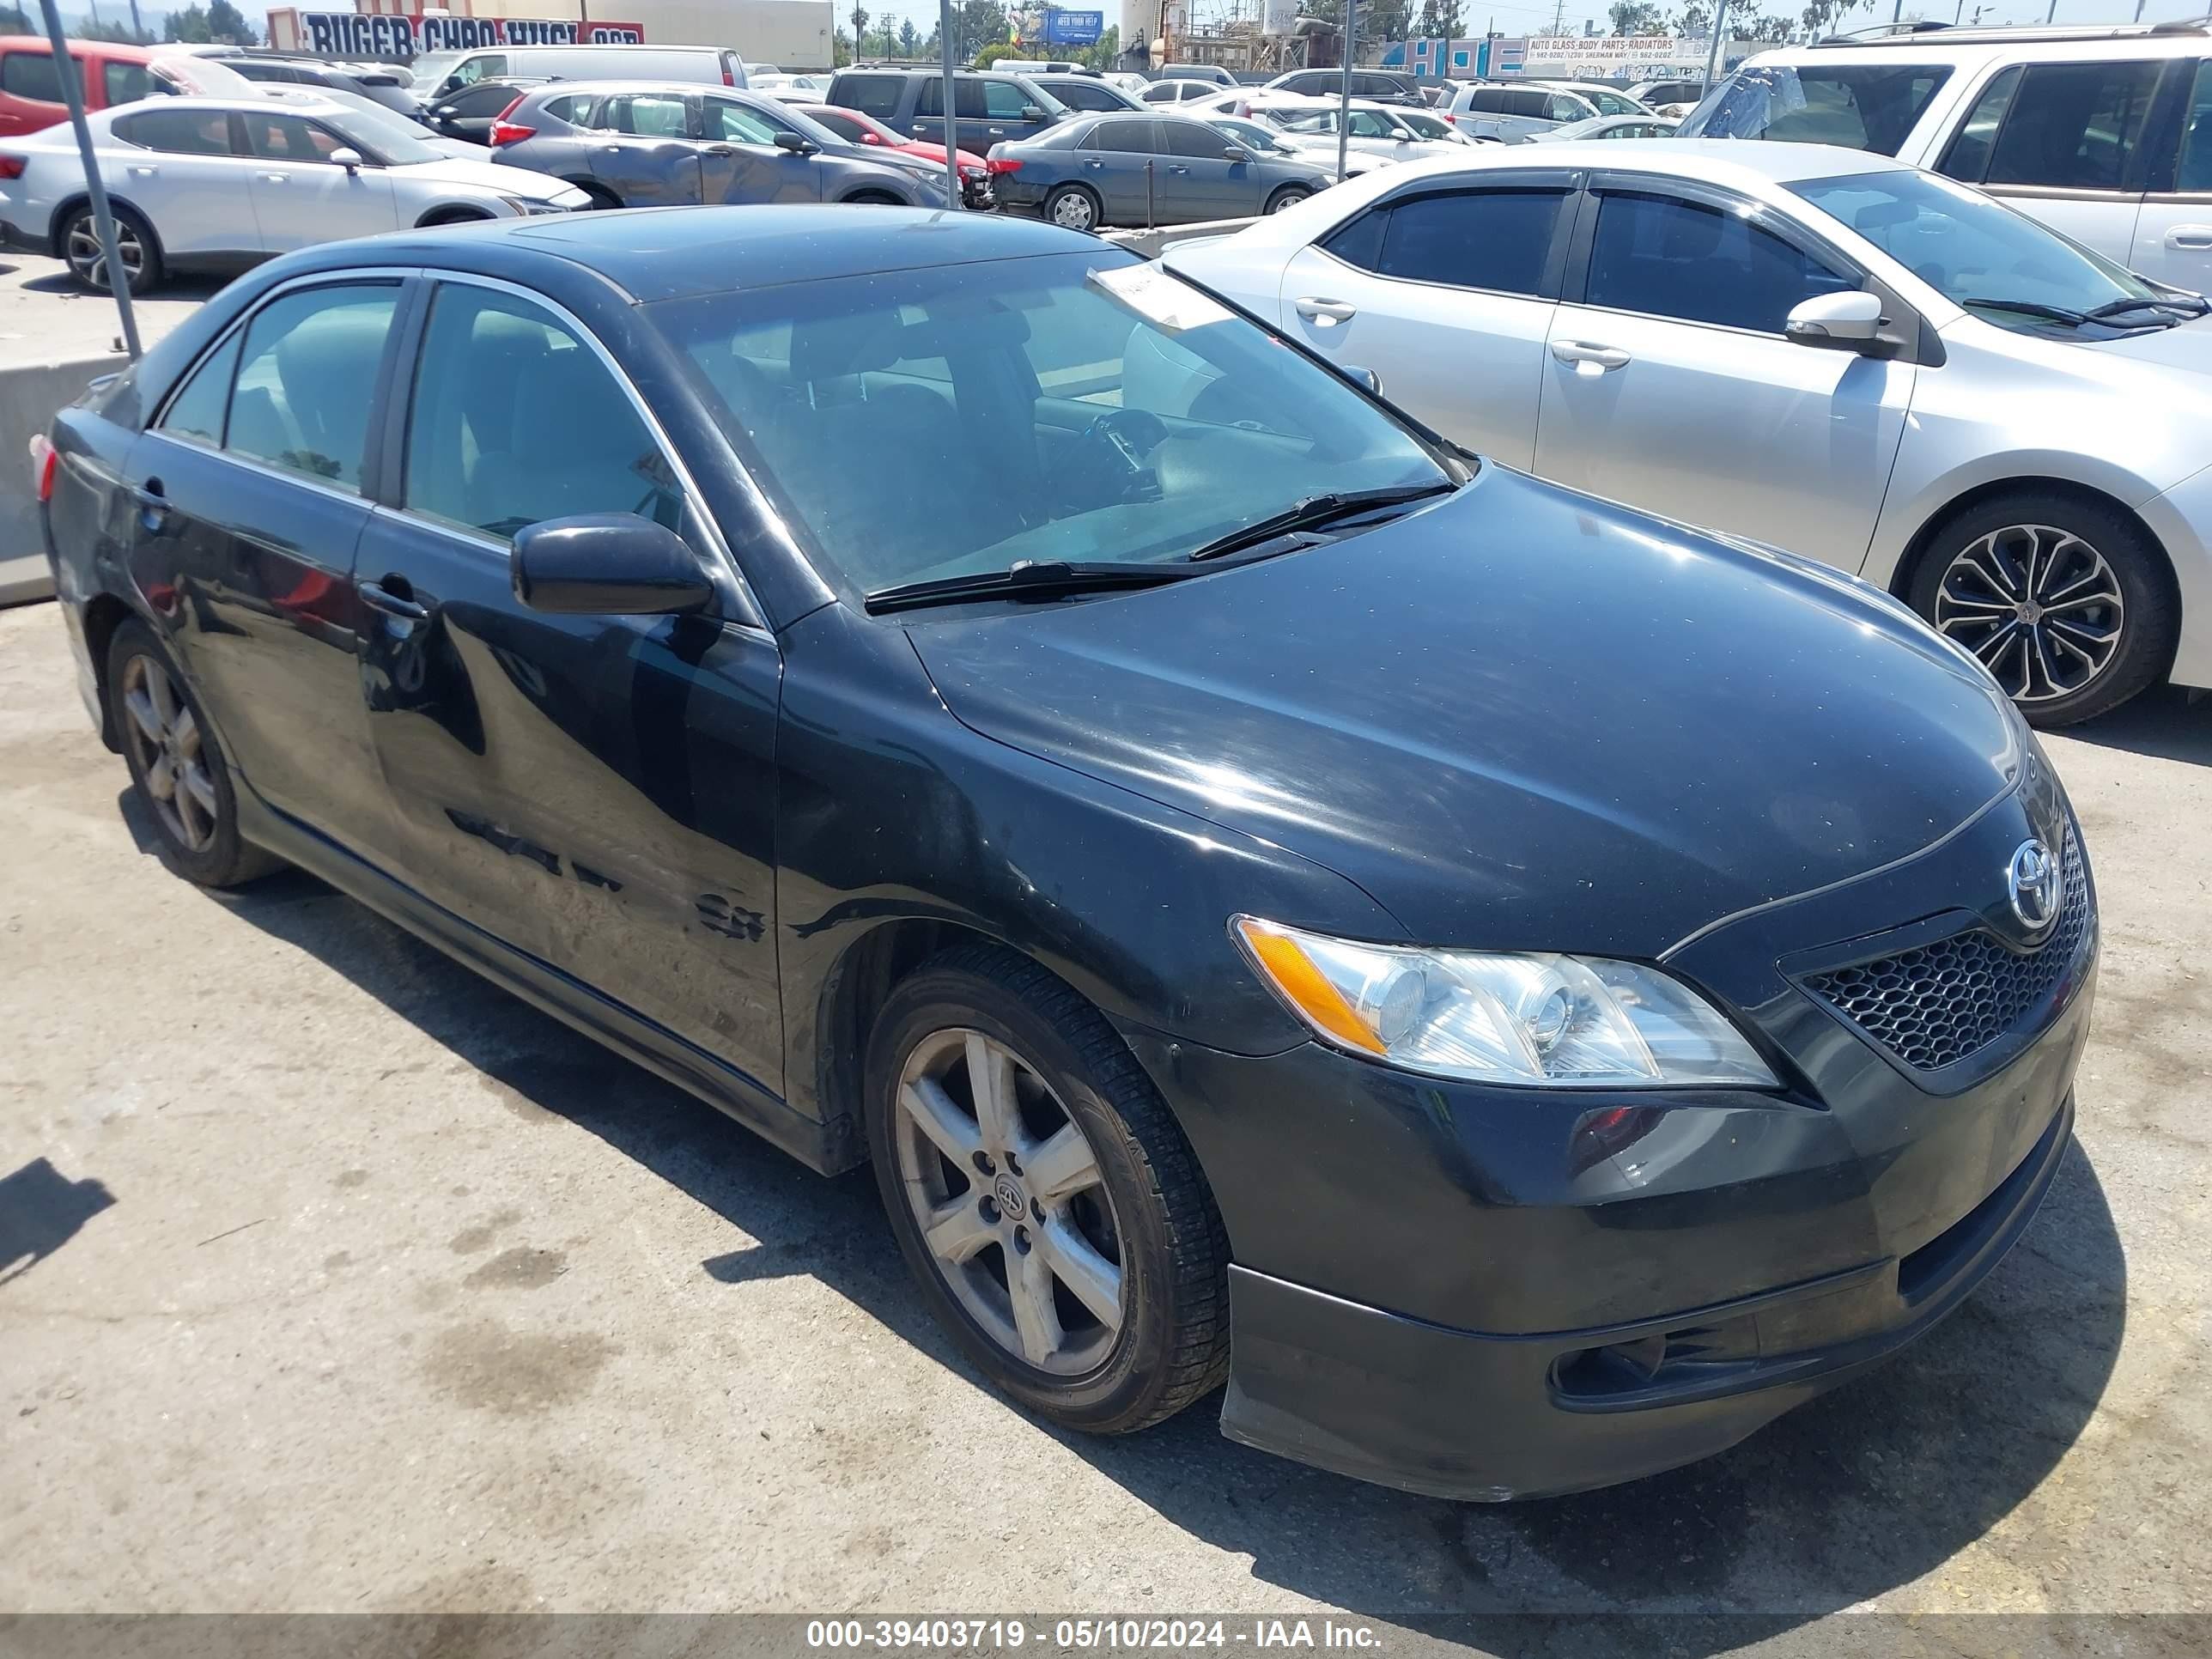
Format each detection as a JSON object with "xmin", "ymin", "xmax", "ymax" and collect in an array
[{"xmin": 2, "ymin": 600, "xmax": 2208, "ymax": 1649}]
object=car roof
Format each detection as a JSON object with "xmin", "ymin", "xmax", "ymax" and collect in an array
[
  {"xmin": 1744, "ymin": 25, "xmax": 2209, "ymax": 66},
  {"xmin": 309, "ymin": 204, "xmax": 1112, "ymax": 305},
  {"xmin": 1498, "ymin": 137, "xmax": 1911, "ymax": 184}
]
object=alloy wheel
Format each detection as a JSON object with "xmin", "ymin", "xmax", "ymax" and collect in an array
[
  {"xmin": 1050, "ymin": 191, "xmax": 1096, "ymax": 230},
  {"xmin": 1933, "ymin": 523, "xmax": 2125, "ymax": 705},
  {"xmin": 892, "ymin": 1028, "xmax": 1125, "ymax": 1376},
  {"xmin": 120, "ymin": 653, "xmax": 218, "ymax": 852},
  {"xmin": 66, "ymin": 216, "xmax": 144, "ymax": 291}
]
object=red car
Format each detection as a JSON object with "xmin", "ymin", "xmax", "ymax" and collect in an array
[{"xmin": 793, "ymin": 103, "xmax": 1000, "ymax": 208}]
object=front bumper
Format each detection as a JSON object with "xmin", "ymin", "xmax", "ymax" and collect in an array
[
  {"xmin": 1129, "ymin": 768, "xmax": 2095, "ymax": 1498},
  {"xmin": 2139, "ymin": 459, "xmax": 2212, "ymax": 691},
  {"xmin": 0, "ymin": 216, "xmax": 54, "ymax": 258}
]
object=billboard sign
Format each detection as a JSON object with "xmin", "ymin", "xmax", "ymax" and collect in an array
[
  {"xmin": 1041, "ymin": 9, "xmax": 1103, "ymax": 46},
  {"xmin": 271, "ymin": 11, "xmax": 647, "ymax": 63}
]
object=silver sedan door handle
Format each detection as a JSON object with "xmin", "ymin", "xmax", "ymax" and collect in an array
[
  {"xmin": 2166, "ymin": 225, "xmax": 2212, "ymax": 250},
  {"xmin": 126, "ymin": 163, "xmax": 158, "ymax": 177},
  {"xmin": 258, "ymin": 172, "xmax": 289, "ymax": 183},
  {"xmin": 1552, "ymin": 340, "xmax": 1632, "ymax": 371},
  {"xmin": 1295, "ymin": 295, "xmax": 1357, "ymax": 325}
]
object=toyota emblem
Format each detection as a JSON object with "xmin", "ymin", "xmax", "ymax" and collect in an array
[{"xmin": 2008, "ymin": 839, "xmax": 2060, "ymax": 932}]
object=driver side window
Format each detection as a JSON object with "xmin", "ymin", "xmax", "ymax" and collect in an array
[
  {"xmin": 706, "ymin": 99, "xmax": 793, "ymax": 143},
  {"xmin": 1584, "ymin": 191, "xmax": 1855, "ymax": 334}
]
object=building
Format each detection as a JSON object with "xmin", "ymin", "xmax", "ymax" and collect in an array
[{"xmin": 266, "ymin": 1, "xmax": 838, "ymax": 70}]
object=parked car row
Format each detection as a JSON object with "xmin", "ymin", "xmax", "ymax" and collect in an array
[{"xmin": 37, "ymin": 193, "xmax": 2106, "ymax": 1510}]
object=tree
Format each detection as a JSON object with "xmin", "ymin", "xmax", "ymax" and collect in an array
[
  {"xmin": 848, "ymin": 5, "xmax": 868, "ymax": 63},
  {"xmin": 1747, "ymin": 11, "xmax": 1798, "ymax": 40},
  {"xmin": 0, "ymin": 4, "xmax": 29, "ymax": 34},
  {"xmin": 1608, "ymin": 2, "xmax": 1666, "ymax": 33},
  {"xmin": 1798, "ymin": 0, "xmax": 1869, "ymax": 39},
  {"xmin": 77, "ymin": 19, "xmax": 152, "ymax": 43},
  {"xmin": 952, "ymin": 1, "xmax": 1008, "ymax": 64},
  {"xmin": 1673, "ymin": 3, "xmax": 1711, "ymax": 35},
  {"xmin": 898, "ymin": 19, "xmax": 921, "ymax": 56},
  {"xmin": 974, "ymin": 39, "xmax": 1018, "ymax": 68}
]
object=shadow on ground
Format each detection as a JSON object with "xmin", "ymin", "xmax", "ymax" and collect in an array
[
  {"xmin": 0, "ymin": 1157, "xmax": 116, "ymax": 1287},
  {"xmin": 2068, "ymin": 684, "xmax": 2212, "ymax": 766},
  {"xmin": 16, "ymin": 271, "xmax": 228, "ymax": 304},
  {"xmin": 199, "ymin": 848, "xmax": 2127, "ymax": 1636}
]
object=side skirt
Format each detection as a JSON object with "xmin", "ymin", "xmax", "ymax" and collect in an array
[{"xmin": 235, "ymin": 789, "xmax": 856, "ymax": 1175}]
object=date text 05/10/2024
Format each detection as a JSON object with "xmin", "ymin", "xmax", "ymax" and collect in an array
[{"xmin": 805, "ymin": 1620, "xmax": 1385, "ymax": 1650}]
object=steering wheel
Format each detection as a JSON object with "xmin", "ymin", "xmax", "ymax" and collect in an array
[{"xmin": 1059, "ymin": 408, "xmax": 1170, "ymax": 512}]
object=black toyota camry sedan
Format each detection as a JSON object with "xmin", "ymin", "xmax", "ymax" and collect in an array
[{"xmin": 39, "ymin": 205, "xmax": 2095, "ymax": 1500}]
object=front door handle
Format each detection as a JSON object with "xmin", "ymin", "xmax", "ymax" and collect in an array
[
  {"xmin": 986, "ymin": 126, "xmax": 1006, "ymax": 136},
  {"xmin": 702, "ymin": 143, "xmax": 735, "ymax": 156},
  {"xmin": 360, "ymin": 579, "xmax": 430, "ymax": 623},
  {"xmin": 258, "ymin": 172, "xmax": 290, "ymax": 184},
  {"xmin": 126, "ymin": 164, "xmax": 157, "ymax": 177},
  {"xmin": 1552, "ymin": 340, "xmax": 1632, "ymax": 371},
  {"xmin": 1083, "ymin": 156, "xmax": 1104, "ymax": 169},
  {"xmin": 1295, "ymin": 295, "xmax": 1358, "ymax": 325},
  {"xmin": 1167, "ymin": 164, "xmax": 1191, "ymax": 174},
  {"xmin": 131, "ymin": 479, "xmax": 169, "ymax": 523},
  {"xmin": 2166, "ymin": 225, "xmax": 2212, "ymax": 250}
]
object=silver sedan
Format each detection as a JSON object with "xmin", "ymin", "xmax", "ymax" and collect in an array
[{"xmin": 1166, "ymin": 141, "xmax": 2212, "ymax": 724}]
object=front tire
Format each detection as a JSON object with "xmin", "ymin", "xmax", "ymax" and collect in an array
[
  {"xmin": 1264, "ymin": 185, "xmax": 1312, "ymax": 214},
  {"xmin": 865, "ymin": 945, "xmax": 1230, "ymax": 1433},
  {"xmin": 61, "ymin": 202, "xmax": 161, "ymax": 295},
  {"xmin": 107, "ymin": 619, "xmax": 280, "ymax": 888},
  {"xmin": 1908, "ymin": 491, "xmax": 2177, "ymax": 726},
  {"xmin": 1044, "ymin": 184, "xmax": 1101, "ymax": 232}
]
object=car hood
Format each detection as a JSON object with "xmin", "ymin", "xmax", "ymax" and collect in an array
[
  {"xmin": 906, "ymin": 468, "xmax": 2025, "ymax": 956},
  {"xmin": 2081, "ymin": 315, "xmax": 2212, "ymax": 380},
  {"xmin": 397, "ymin": 156, "xmax": 573, "ymax": 198}
]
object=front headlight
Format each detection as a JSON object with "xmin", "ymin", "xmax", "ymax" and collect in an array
[
  {"xmin": 1233, "ymin": 916, "xmax": 1778, "ymax": 1089},
  {"xmin": 498, "ymin": 194, "xmax": 574, "ymax": 216}
]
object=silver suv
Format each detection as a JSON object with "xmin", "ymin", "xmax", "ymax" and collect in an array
[
  {"xmin": 1444, "ymin": 82, "xmax": 1599, "ymax": 142},
  {"xmin": 1679, "ymin": 20, "xmax": 2212, "ymax": 291}
]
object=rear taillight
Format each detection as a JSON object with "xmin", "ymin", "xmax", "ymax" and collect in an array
[
  {"xmin": 723, "ymin": 64, "xmax": 736, "ymax": 86},
  {"xmin": 30, "ymin": 433, "xmax": 56, "ymax": 504},
  {"xmin": 0, "ymin": 154, "xmax": 25, "ymax": 179},
  {"xmin": 1443, "ymin": 112, "xmax": 1456, "ymax": 125},
  {"xmin": 489, "ymin": 112, "xmax": 535, "ymax": 146},
  {"xmin": 989, "ymin": 157, "xmax": 1019, "ymax": 173}
]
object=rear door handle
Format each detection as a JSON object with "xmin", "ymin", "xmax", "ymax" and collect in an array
[
  {"xmin": 131, "ymin": 479, "xmax": 169, "ymax": 521},
  {"xmin": 1552, "ymin": 340, "xmax": 1632, "ymax": 371},
  {"xmin": 1083, "ymin": 156, "xmax": 1104, "ymax": 168},
  {"xmin": 360, "ymin": 579, "xmax": 429, "ymax": 622},
  {"xmin": 1167, "ymin": 164, "xmax": 1190, "ymax": 174},
  {"xmin": 702, "ymin": 143, "xmax": 735, "ymax": 155},
  {"xmin": 986, "ymin": 126, "xmax": 1006, "ymax": 136},
  {"xmin": 2166, "ymin": 225, "xmax": 2212, "ymax": 250},
  {"xmin": 1294, "ymin": 296, "xmax": 1358, "ymax": 325},
  {"xmin": 258, "ymin": 172, "xmax": 289, "ymax": 183},
  {"xmin": 126, "ymin": 164, "xmax": 158, "ymax": 177}
]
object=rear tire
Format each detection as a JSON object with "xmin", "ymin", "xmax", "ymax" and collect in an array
[
  {"xmin": 106, "ymin": 619, "xmax": 281, "ymax": 888},
  {"xmin": 1264, "ymin": 185, "xmax": 1312, "ymax": 214},
  {"xmin": 843, "ymin": 191, "xmax": 902, "ymax": 206},
  {"xmin": 1907, "ymin": 490, "xmax": 2177, "ymax": 727},
  {"xmin": 572, "ymin": 181, "xmax": 622, "ymax": 210},
  {"xmin": 1044, "ymin": 184, "xmax": 1101, "ymax": 232},
  {"xmin": 60, "ymin": 202, "xmax": 161, "ymax": 295},
  {"xmin": 865, "ymin": 944, "xmax": 1230, "ymax": 1434}
]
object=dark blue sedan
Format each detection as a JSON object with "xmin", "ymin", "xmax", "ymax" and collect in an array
[{"xmin": 40, "ymin": 206, "xmax": 2093, "ymax": 1499}]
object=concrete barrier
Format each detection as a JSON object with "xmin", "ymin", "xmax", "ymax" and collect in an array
[
  {"xmin": 2, "ymin": 354, "xmax": 118, "ymax": 606},
  {"xmin": 1103, "ymin": 218, "xmax": 1256, "ymax": 258}
]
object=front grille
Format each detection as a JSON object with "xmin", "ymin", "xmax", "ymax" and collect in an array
[{"xmin": 1805, "ymin": 823, "xmax": 2090, "ymax": 1073}]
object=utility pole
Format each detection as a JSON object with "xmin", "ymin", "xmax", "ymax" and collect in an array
[
  {"xmin": 1548, "ymin": 0, "xmax": 1565, "ymax": 33},
  {"xmin": 1337, "ymin": 0, "xmax": 1354, "ymax": 180},
  {"xmin": 126, "ymin": 0, "xmax": 143, "ymax": 42},
  {"xmin": 937, "ymin": 0, "xmax": 961, "ymax": 205},
  {"xmin": 34, "ymin": 0, "xmax": 139, "ymax": 355},
  {"xmin": 1703, "ymin": 0, "xmax": 1729, "ymax": 85}
]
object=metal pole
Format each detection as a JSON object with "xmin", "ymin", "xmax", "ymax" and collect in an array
[
  {"xmin": 2045, "ymin": 0, "xmax": 2057, "ymax": 22},
  {"xmin": 127, "ymin": 0, "xmax": 143, "ymax": 41},
  {"xmin": 36, "ymin": 0, "xmax": 140, "ymax": 356},
  {"xmin": 937, "ymin": 0, "xmax": 963, "ymax": 208},
  {"xmin": 1703, "ymin": 0, "xmax": 1729, "ymax": 90},
  {"xmin": 1336, "ymin": 0, "xmax": 1353, "ymax": 181}
]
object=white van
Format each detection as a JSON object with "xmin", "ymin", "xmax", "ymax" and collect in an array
[
  {"xmin": 409, "ymin": 43, "xmax": 749, "ymax": 101},
  {"xmin": 1677, "ymin": 20, "xmax": 2212, "ymax": 290}
]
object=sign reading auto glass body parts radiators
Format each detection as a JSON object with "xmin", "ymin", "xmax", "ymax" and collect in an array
[
  {"xmin": 1089, "ymin": 264, "xmax": 1232, "ymax": 333},
  {"xmin": 273, "ymin": 11, "xmax": 647, "ymax": 64}
]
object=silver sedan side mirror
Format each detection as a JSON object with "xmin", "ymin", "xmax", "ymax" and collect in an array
[
  {"xmin": 1785, "ymin": 290, "xmax": 1886, "ymax": 348},
  {"xmin": 329, "ymin": 147, "xmax": 365, "ymax": 173}
]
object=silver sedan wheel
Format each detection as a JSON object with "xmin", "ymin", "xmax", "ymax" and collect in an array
[
  {"xmin": 1049, "ymin": 190, "xmax": 1097, "ymax": 230},
  {"xmin": 1934, "ymin": 524, "xmax": 2125, "ymax": 705},
  {"xmin": 66, "ymin": 215, "xmax": 144, "ymax": 291},
  {"xmin": 120, "ymin": 653, "xmax": 218, "ymax": 852},
  {"xmin": 893, "ymin": 1028, "xmax": 1124, "ymax": 1376}
]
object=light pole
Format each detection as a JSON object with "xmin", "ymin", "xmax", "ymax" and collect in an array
[
  {"xmin": 1337, "ymin": 0, "xmax": 1355, "ymax": 181},
  {"xmin": 938, "ymin": 0, "xmax": 963, "ymax": 208},
  {"xmin": 35, "ymin": 0, "xmax": 139, "ymax": 356}
]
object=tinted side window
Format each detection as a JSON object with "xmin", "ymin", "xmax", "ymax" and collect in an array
[
  {"xmin": 918, "ymin": 79, "xmax": 989, "ymax": 117},
  {"xmin": 103, "ymin": 61, "xmax": 152, "ymax": 104},
  {"xmin": 1161, "ymin": 119, "xmax": 1226, "ymax": 158},
  {"xmin": 705, "ymin": 99, "xmax": 795, "ymax": 143},
  {"xmin": 1936, "ymin": 64, "xmax": 2020, "ymax": 183},
  {"xmin": 1089, "ymin": 118, "xmax": 1156, "ymax": 153},
  {"xmin": 539, "ymin": 93, "xmax": 594, "ymax": 124},
  {"xmin": 1510, "ymin": 90, "xmax": 1553, "ymax": 118},
  {"xmin": 114, "ymin": 107, "xmax": 234, "ymax": 155},
  {"xmin": 602, "ymin": 93, "xmax": 690, "ymax": 137},
  {"xmin": 1, "ymin": 48, "xmax": 64, "ymax": 103},
  {"xmin": 404, "ymin": 285, "xmax": 684, "ymax": 542},
  {"xmin": 225, "ymin": 285, "xmax": 398, "ymax": 491},
  {"xmin": 1373, "ymin": 190, "xmax": 1565, "ymax": 295},
  {"xmin": 1586, "ymin": 191, "xmax": 1854, "ymax": 333},
  {"xmin": 157, "ymin": 331, "xmax": 245, "ymax": 446},
  {"xmin": 2180, "ymin": 59, "xmax": 2212, "ymax": 193},
  {"xmin": 1984, "ymin": 60, "xmax": 2162, "ymax": 191},
  {"xmin": 838, "ymin": 75, "xmax": 902, "ymax": 118},
  {"xmin": 1322, "ymin": 206, "xmax": 1389, "ymax": 271},
  {"xmin": 240, "ymin": 112, "xmax": 347, "ymax": 162},
  {"xmin": 448, "ymin": 81, "xmax": 523, "ymax": 117},
  {"xmin": 1545, "ymin": 93, "xmax": 1588, "ymax": 123},
  {"xmin": 1464, "ymin": 87, "xmax": 1508, "ymax": 112},
  {"xmin": 1052, "ymin": 81, "xmax": 1121, "ymax": 111},
  {"xmin": 983, "ymin": 79, "xmax": 1031, "ymax": 118}
]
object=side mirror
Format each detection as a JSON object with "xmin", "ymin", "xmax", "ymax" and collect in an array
[
  {"xmin": 773, "ymin": 131, "xmax": 818, "ymax": 155},
  {"xmin": 861, "ymin": 131, "xmax": 882, "ymax": 143},
  {"xmin": 1223, "ymin": 143, "xmax": 1254, "ymax": 161},
  {"xmin": 1393, "ymin": 131, "xmax": 1413, "ymax": 142},
  {"xmin": 329, "ymin": 147, "xmax": 365, "ymax": 173},
  {"xmin": 1343, "ymin": 364, "xmax": 1382, "ymax": 396},
  {"xmin": 1021, "ymin": 105, "xmax": 1046, "ymax": 122},
  {"xmin": 434, "ymin": 105, "xmax": 458, "ymax": 120},
  {"xmin": 1785, "ymin": 289, "xmax": 1887, "ymax": 349},
  {"xmin": 511, "ymin": 514, "xmax": 714, "ymax": 616}
]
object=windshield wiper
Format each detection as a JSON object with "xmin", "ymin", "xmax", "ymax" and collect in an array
[
  {"xmin": 2087, "ymin": 293, "xmax": 2209, "ymax": 321},
  {"xmin": 1966, "ymin": 295, "xmax": 2175, "ymax": 331},
  {"xmin": 1185, "ymin": 482, "xmax": 1457, "ymax": 563},
  {"xmin": 865, "ymin": 560, "xmax": 1200, "ymax": 615}
]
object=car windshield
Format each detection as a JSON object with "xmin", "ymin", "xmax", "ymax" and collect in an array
[
  {"xmin": 410, "ymin": 51, "xmax": 468, "ymax": 89},
  {"xmin": 1397, "ymin": 111, "xmax": 1453, "ymax": 138},
  {"xmin": 1680, "ymin": 63, "xmax": 1952, "ymax": 153},
  {"xmin": 1791, "ymin": 167, "xmax": 2193, "ymax": 333},
  {"xmin": 1212, "ymin": 117, "xmax": 1291, "ymax": 153},
  {"xmin": 1586, "ymin": 88, "xmax": 1644, "ymax": 116},
  {"xmin": 320, "ymin": 105, "xmax": 443, "ymax": 166},
  {"xmin": 648, "ymin": 251, "xmax": 1453, "ymax": 598}
]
